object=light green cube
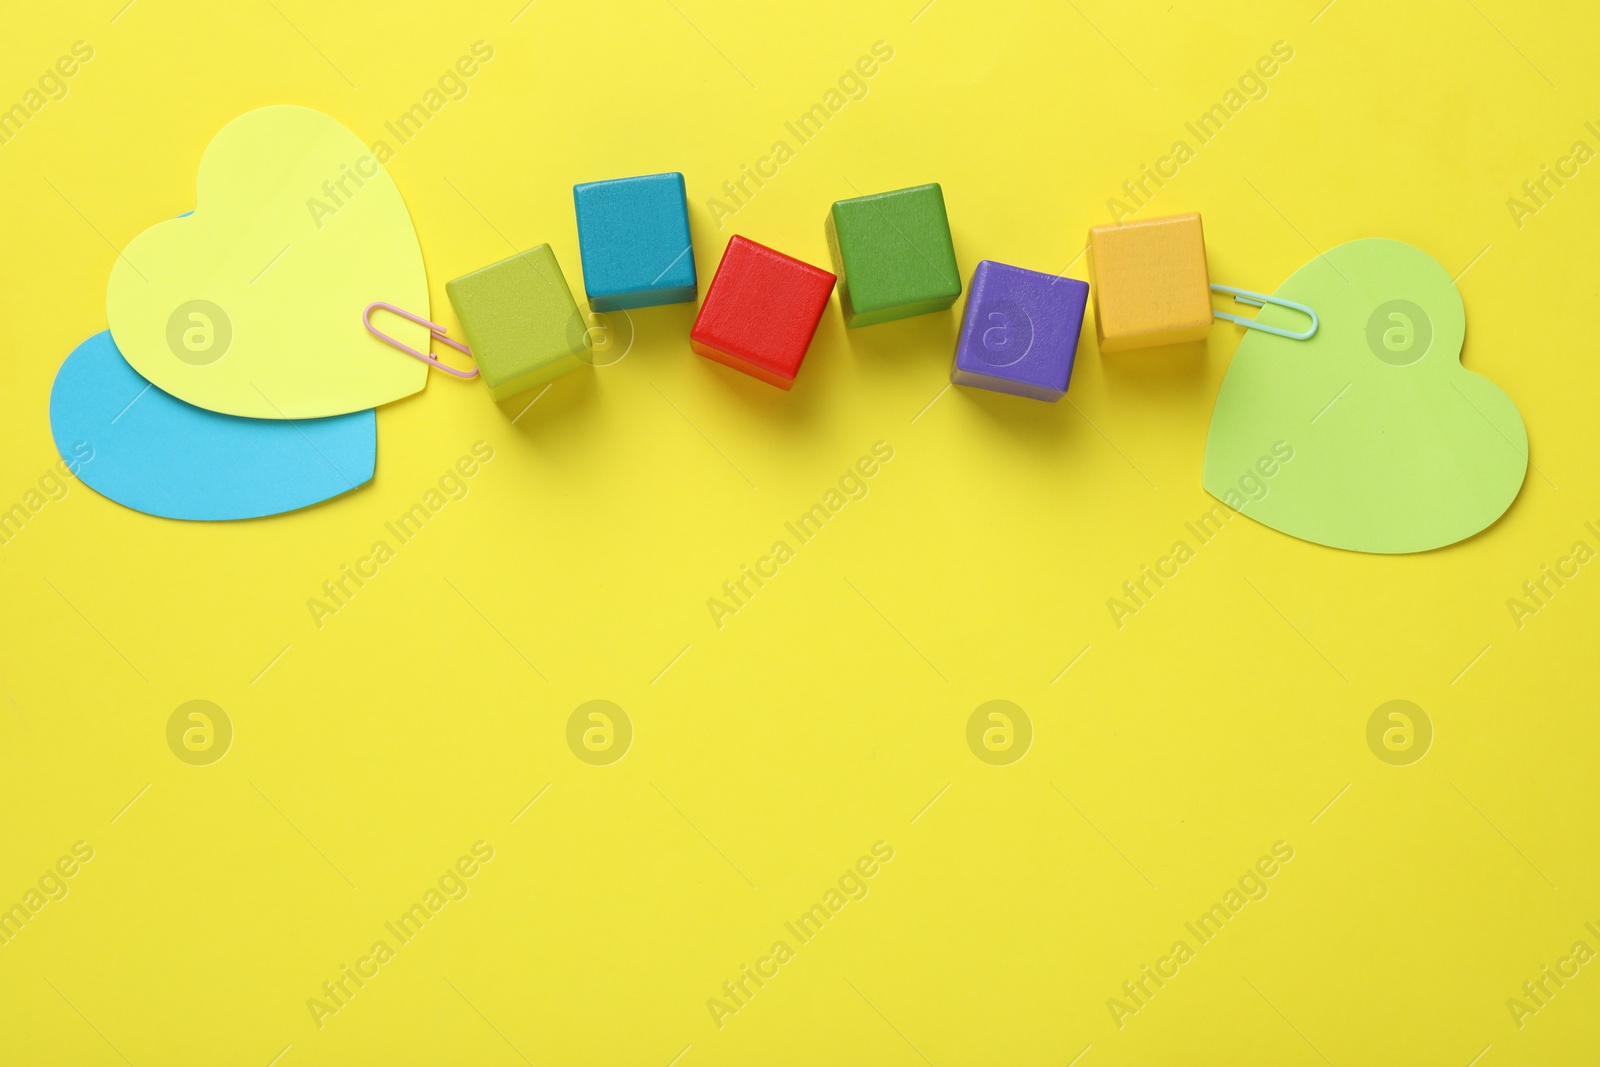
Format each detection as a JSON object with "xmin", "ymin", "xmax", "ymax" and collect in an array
[{"xmin": 446, "ymin": 245, "xmax": 591, "ymax": 401}]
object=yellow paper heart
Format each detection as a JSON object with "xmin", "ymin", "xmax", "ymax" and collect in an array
[{"xmin": 107, "ymin": 105, "xmax": 428, "ymax": 419}]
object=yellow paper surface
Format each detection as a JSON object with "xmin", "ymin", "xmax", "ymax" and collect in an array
[
  {"xmin": 4, "ymin": 4, "xmax": 1600, "ymax": 1066},
  {"xmin": 106, "ymin": 105, "xmax": 428, "ymax": 419}
]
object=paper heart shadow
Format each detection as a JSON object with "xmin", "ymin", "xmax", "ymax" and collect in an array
[
  {"xmin": 106, "ymin": 105, "xmax": 429, "ymax": 419},
  {"xmin": 1202, "ymin": 239, "xmax": 1527, "ymax": 554}
]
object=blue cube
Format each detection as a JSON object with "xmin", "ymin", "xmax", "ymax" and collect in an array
[
  {"xmin": 950, "ymin": 261, "xmax": 1088, "ymax": 402},
  {"xmin": 572, "ymin": 172, "xmax": 697, "ymax": 311}
]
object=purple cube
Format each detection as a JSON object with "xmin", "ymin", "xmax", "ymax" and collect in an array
[{"xmin": 950, "ymin": 260, "xmax": 1089, "ymax": 402}]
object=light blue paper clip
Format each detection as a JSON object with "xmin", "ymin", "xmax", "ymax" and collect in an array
[{"xmin": 1210, "ymin": 284, "xmax": 1318, "ymax": 341}]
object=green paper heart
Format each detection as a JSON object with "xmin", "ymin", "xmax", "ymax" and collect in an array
[{"xmin": 1202, "ymin": 239, "xmax": 1527, "ymax": 554}]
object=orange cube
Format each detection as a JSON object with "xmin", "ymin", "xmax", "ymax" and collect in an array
[{"xmin": 1088, "ymin": 213, "xmax": 1213, "ymax": 352}]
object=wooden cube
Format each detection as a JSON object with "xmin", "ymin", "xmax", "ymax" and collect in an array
[
  {"xmin": 572, "ymin": 172, "xmax": 697, "ymax": 311},
  {"xmin": 825, "ymin": 183, "xmax": 961, "ymax": 328},
  {"xmin": 950, "ymin": 260, "xmax": 1088, "ymax": 402},
  {"xmin": 445, "ymin": 245, "xmax": 590, "ymax": 401},
  {"xmin": 1088, "ymin": 213, "xmax": 1212, "ymax": 352},
  {"xmin": 690, "ymin": 236, "xmax": 835, "ymax": 390}
]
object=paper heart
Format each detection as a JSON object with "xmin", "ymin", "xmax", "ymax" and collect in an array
[
  {"xmin": 106, "ymin": 105, "xmax": 428, "ymax": 419},
  {"xmin": 1202, "ymin": 239, "xmax": 1527, "ymax": 554},
  {"xmin": 51, "ymin": 331, "xmax": 375, "ymax": 520}
]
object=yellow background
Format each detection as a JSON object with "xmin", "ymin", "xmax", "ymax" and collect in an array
[{"xmin": 2, "ymin": 1, "xmax": 1597, "ymax": 1063}]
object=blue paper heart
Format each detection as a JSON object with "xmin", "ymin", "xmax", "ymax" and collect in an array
[{"xmin": 50, "ymin": 332, "xmax": 376, "ymax": 521}]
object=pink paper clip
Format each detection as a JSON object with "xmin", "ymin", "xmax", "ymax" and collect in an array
[{"xmin": 363, "ymin": 302, "xmax": 479, "ymax": 379}]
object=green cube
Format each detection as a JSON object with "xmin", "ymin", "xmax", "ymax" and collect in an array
[
  {"xmin": 445, "ymin": 245, "xmax": 591, "ymax": 401},
  {"xmin": 824, "ymin": 183, "xmax": 962, "ymax": 328}
]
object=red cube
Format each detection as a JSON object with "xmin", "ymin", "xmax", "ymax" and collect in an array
[{"xmin": 690, "ymin": 235, "xmax": 836, "ymax": 390}]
